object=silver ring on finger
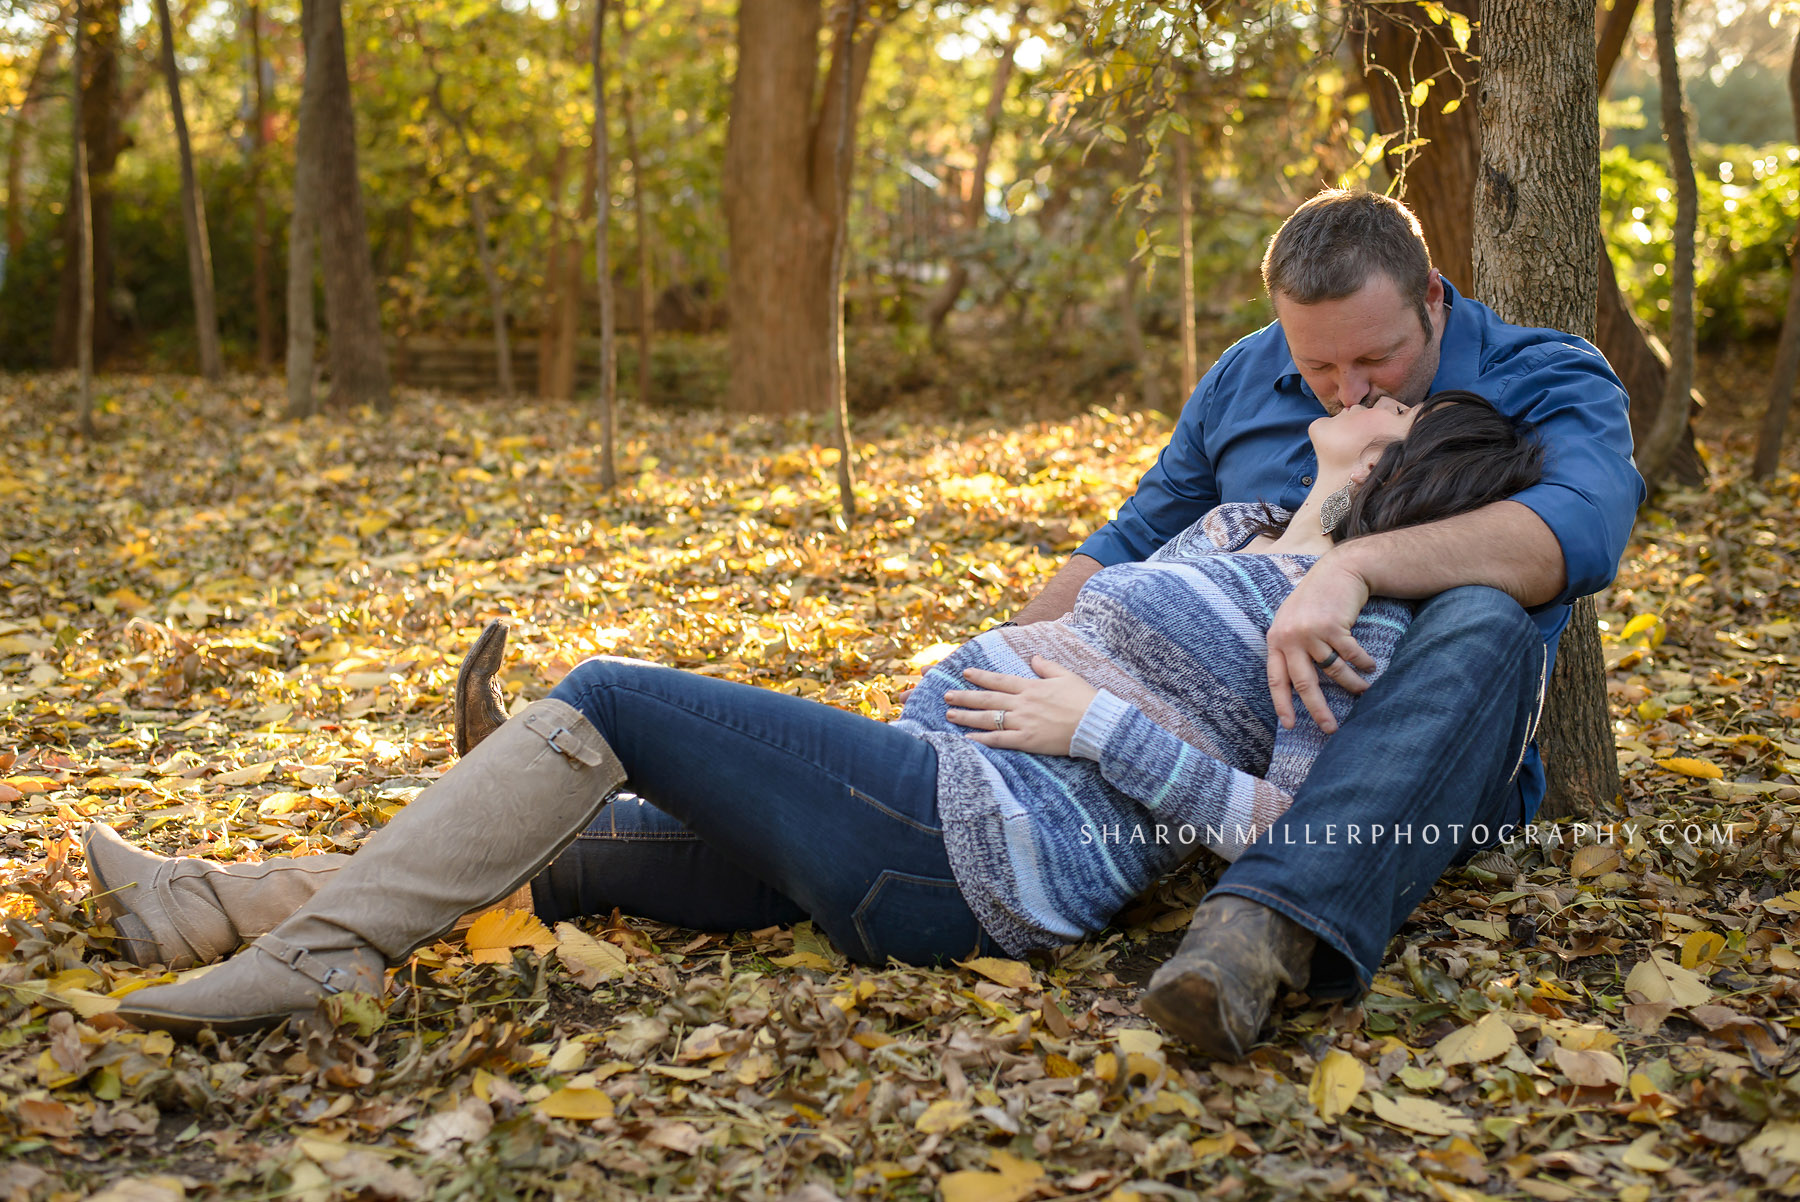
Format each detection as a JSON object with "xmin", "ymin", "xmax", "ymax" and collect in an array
[
  {"xmin": 1314, "ymin": 650, "xmax": 1340, "ymax": 671},
  {"xmin": 994, "ymin": 709, "xmax": 1006, "ymax": 731}
]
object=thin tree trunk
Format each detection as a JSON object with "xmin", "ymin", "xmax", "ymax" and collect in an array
[
  {"xmin": 248, "ymin": 0, "xmax": 275, "ymax": 368},
  {"xmin": 539, "ymin": 142, "xmax": 569, "ymax": 396},
  {"xmin": 285, "ymin": 0, "xmax": 324, "ymax": 418},
  {"xmin": 6, "ymin": 31, "xmax": 59, "ymax": 260},
  {"xmin": 305, "ymin": 0, "xmax": 390, "ymax": 410},
  {"xmin": 1635, "ymin": 0, "xmax": 1697, "ymax": 486},
  {"xmin": 924, "ymin": 18, "xmax": 1020, "ymax": 346},
  {"xmin": 1121, "ymin": 265, "xmax": 1158, "ymax": 410},
  {"xmin": 826, "ymin": 0, "xmax": 859, "ymax": 521},
  {"xmin": 1752, "ymin": 29, "xmax": 1800, "ymax": 479},
  {"xmin": 1174, "ymin": 118, "xmax": 1198, "ymax": 398},
  {"xmin": 55, "ymin": 0, "xmax": 120, "ymax": 370},
  {"xmin": 1595, "ymin": 0, "xmax": 1640, "ymax": 95},
  {"xmin": 428, "ymin": 74, "xmax": 513, "ymax": 397},
  {"xmin": 593, "ymin": 0, "xmax": 617, "ymax": 489},
  {"xmin": 1473, "ymin": 0, "xmax": 1618, "ymax": 821},
  {"xmin": 621, "ymin": 78, "xmax": 653, "ymax": 405},
  {"xmin": 154, "ymin": 0, "xmax": 223, "ymax": 380},
  {"xmin": 72, "ymin": 0, "xmax": 94, "ymax": 437},
  {"xmin": 551, "ymin": 145, "xmax": 596, "ymax": 401}
]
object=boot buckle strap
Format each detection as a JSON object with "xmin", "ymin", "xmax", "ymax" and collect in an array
[
  {"xmin": 522, "ymin": 707, "xmax": 607, "ymax": 767},
  {"xmin": 253, "ymin": 935, "xmax": 348, "ymax": 995}
]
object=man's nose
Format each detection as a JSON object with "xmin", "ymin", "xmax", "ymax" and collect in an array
[{"xmin": 1337, "ymin": 369, "xmax": 1371, "ymax": 407}]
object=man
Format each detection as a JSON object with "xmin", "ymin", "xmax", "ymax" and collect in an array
[{"xmin": 1008, "ymin": 189, "xmax": 1643, "ymax": 1059}]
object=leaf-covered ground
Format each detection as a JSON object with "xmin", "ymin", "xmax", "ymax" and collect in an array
[{"xmin": 2, "ymin": 368, "xmax": 1799, "ymax": 1202}]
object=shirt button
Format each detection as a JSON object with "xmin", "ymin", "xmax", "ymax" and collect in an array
[{"xmin": 1301, "ymin": 476, "xmax": 1314, "ymax": 486}]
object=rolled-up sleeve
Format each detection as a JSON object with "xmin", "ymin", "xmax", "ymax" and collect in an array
[
  {"xmin": 1077, "ymin": 375, "xmax": 1225, "ymax": 566},
  {"xmin": 1491, "ymin": 343, "xmax": 1645, "ymax": 605}
]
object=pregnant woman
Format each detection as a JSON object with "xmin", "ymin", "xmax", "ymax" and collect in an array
[{"xmin": 88, "ymin": 391, "xmax": 1541, "ymax": 1055}]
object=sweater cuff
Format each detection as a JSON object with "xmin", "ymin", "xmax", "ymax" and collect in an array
[{"xmin": 1071, "ymin": 689, "xmax": 1133, "ymax": 760}]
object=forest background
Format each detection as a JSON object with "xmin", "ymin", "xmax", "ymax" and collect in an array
[{"xmin": 5, "ymin": 0, "xmax": 1800, "ymax": 1199}]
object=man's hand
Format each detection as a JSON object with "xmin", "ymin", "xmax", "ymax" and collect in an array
[
  {"xmin": 945, "ymin": 657, "xmax": 1098, "ymax": 756},
  {"xmin": 1266, "ymin": 555, "xmax": 1376, "ymax": 733}
]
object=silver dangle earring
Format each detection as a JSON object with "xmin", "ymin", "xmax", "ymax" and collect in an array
[{"xmin": 1319, "ymin": 484, "xmax": 1353, "ymax": 535}]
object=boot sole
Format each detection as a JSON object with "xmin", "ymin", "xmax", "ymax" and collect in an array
[
  {"xmin": 1140, "ymin": 971, "xmax": 1248, "ymax": 1062},
  {"xmin": 115, "ymin": 1000, "xmax": 310, "ymax": 1040}
]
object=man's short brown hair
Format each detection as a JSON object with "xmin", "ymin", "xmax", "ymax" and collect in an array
[{"xmin": 1260, "ymin": 189, "xmax": 1434, "ymax": 334}]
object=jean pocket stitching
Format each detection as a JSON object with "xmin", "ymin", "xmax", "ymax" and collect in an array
[
  {"xmin": 852, "ymin": 870, "xmax": 965, "ymax": 962},
  {"xmin": 574, "ymin": 830, "xmax": 699, "ymax": 844},
  {"xmin": 847, "ymin": 786, "xmax": 941, "ymax": 836}
]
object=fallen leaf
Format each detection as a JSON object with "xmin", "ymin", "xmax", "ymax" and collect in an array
[
  {"xmin": 1369, "ymin": 1092, "xmax": 1477, "ymax": 1137},
  {"xmin": 1553, "ymin": 1046, "xmax": 1626, "ymax": 1088},
  {"xmin": 941, "ymin": 1150, "xmax": 1047, "ymax": 1202},
  {"xmin": 464, "ymin": 908, "xmax": 557, "ymax": 963},
  {"xmin": 1434, "ymin": 1013, "xmax": 1517, "ymax": 1067},
  {"xmin": 1624, "ymin": 953, "xmax": 1711, "ymax": 1007},
  {"xmin": 536, "ymin": 1088, "xmax": 615, "ymax": 1121},
  {"xmin": 554, "ymin": 922, "xmax": 629, "ymax": 986},
  {"xmin": 1309, "ymin": 1048, "xmax": 1363, "ymax": 1121}
]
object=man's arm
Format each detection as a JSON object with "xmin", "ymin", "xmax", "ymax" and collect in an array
[
  {"xmin": 1266, "ymin": 499, "xmax": 1560, "ymax": 731},
  {"xmin": 1010, "ymin": 554, "xmax": 1104, "ymax": 625}
]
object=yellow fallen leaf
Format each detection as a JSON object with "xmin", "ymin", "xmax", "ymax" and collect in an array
[
  {"xmin": 770, "ymin": 951, "xmax": 835, "ymax": 972},
  {"xmin": 1654, "ymin": 757, "xmax": 1723, "ymax": 780},
  {"xmin": 1679, "ymin": 930, "xmax": 1725, "ymax": 970},
  {"xmin": 1044, "ymin": 1053, "xmax": 1081, "ymax": 1078},
  {"xmin": 1309, "ymin": 1048, "xmax": 1363, "ymax": 1122},
  {"xmin": 915, "ymin": 1098, "xmax": 973, "ymax": 1134},
  {"xmin": 940, "ymin": 1150, "xmax": 1046, "ymax": 1202},
  {"xmin": 1116, "ymin": 1027, "xmax": 1163, "ymax": 1056},
  {"xmin": 465, "ymin": 908, "xmax": 558, "ymax": 963},
  {"xmin": 1624, "ymin": 953, "xmax": 1711, "ymax": 1007},
  {"xmin": 1553, "ymin": 1045, "xmax": 1625, "ymax": 1088},
  {"xmin": 1621, "ymin": 1132, "xmax": 1673, "ymax": 1172},
  {"xmin": 1617, "ymin": 613, "xmax": 1662, "ymax": 642},
  {"xmin": 212, "ymin": 760, "xmax": 275, "ymax": 786},
  {"xmin": 536, "ymin": 1087, "xmax": 615, "ymax": 1120},
  {"xmin": 555, "ymin": 922, "xmax": 629, "ymax": 986},
  {"xmin": 1433, "ymin": 1012, "xmax": 1517, "ymax": 1067},
  {"xmin": 959, "ymin": 956, "xmax": 1033, "ymax": 990},
  {"xmin": 1571, "ymin": 844, "xmax": 1621, "ymax": 879},
  {"xmin": 1369, "ymin": 1092, "xmax": 1477, "ymax": 1137}
]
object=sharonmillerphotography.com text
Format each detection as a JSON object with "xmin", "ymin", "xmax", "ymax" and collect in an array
[{"xmin": 1076, "ymin": 820, "xmax": 1739, "ymax": 850}]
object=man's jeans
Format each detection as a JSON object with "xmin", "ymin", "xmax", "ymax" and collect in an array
[
  {"xmin": 1214, "ymin": 586, "xmax": 1544, "ymax": 998},
  {"xmin": 534, "ymin": 658, "xmax": 999, "ymax": 966}
]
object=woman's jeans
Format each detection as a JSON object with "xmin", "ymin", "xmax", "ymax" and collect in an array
[
  {"xmin": 534, "ymin": 658, "xmax": 999, "ymax": 966},
  {"xmin": 1213, "ymin": 586, "xmax": 1544, "ymax": 998}
]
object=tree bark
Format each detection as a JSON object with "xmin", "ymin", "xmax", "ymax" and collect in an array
[
  {"xmin": 154, "ymin": 0, "xmax": 224, "ymax": 380},
  {"xmin": 72, "ymin": 0, "xmax": 94, "ymax": 437},
  {"xmin": 621, "ymin": 77, "xmax": 654, "ymax": 405},
  {"xmin": 1595, "ymin": 0, "xmax": 1640, "ymax": 95},
  {"xmin": 723, "ymin": 0, "xmax": 880, "ymax": 415},
  {"xmin": 55, "ymin": 0, "xmax": 120, "ymax": 371},
  {"xmin": 1174, "ymin": 117, "xmax": 1198, "ymax": 398},
  {"xmin": 285, "ymin": 0, "xmax": 325, "ymax": 418},
  {"xmin": 1752, "ymin": 28, "xmax": 1800, "ymax": 479},
  {"xmin": 594, "ymin": 0, "xmax": 618, "ymax": 488},
  {"xmin": 538, "ymin": 141, "xmax": 569, "ymax": 397},
  {"xmin": 1472, "ymin": 0, "xmax": 1619, "ymax": 821},
  {"xmin": 247, "ymin": 0, "xmax": 275, "ymax": 368},
  {"xmin": 304, "ymin": 0, "xmax": 390, "ymax": 410},
  {"xmin": 6, "ymin": 29, "xmax": 59, "ymax": 260},
  {"xmin": 923, "ymin": 19, "xmax": 1020, "ymax": 346},
  {"xmin": 825, "ymin": 0, "xmax": 859, "ymax": 521},
  {"xmin": 1635, "ymin": 0, "xmax": 1697, "ymax": 486},
  {"xmin": 1361, "ymin": 0, "xmax": 1705, "ymax": 484}
]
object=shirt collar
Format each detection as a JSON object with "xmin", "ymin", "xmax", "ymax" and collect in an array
[{"xmin": 1271, "ymin": 275, "xmax": 1474, "ymax": 400}]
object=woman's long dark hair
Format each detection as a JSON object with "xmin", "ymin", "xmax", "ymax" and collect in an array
[{"xmin": 1251, "ymin": 390, "xmax": 1544, "ymax": 542}]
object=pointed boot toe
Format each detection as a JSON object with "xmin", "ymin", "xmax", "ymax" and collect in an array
[
  {"xmin": 83, "ymin": 824, "xmax": 175, "ymax": 967},
  {"xmin": 115, "ymin": 936, "xmax": 387, "ymax": 1039},
  {"xmin": 455, "ymin": 620, "xmax": 511, "ymax": 756}
]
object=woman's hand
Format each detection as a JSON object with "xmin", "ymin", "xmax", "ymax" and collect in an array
[{"xmin": 944, "ymin": 657, "xmax": 1098, "ymax": 755}]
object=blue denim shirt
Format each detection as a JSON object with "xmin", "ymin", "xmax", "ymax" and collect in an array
[{"xmin": 1077, "ymin": 281, "xmax": 1645, "ymax": 818}]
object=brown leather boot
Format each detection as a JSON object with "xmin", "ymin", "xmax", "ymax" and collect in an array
[
  {"xmin": 1139, "ymin": 894, "xmax": 1316, "ymax": 1061},
  {"xmin": 455, "ymin": 619, "xmax": 510, "ymax": 756},
  {"xmin": 116, "ymin": 698, "xmax": 625, "ymax": 1038}
]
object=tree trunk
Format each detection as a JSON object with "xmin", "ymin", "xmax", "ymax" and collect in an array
[
  {"xmin": 621, "ymin": 78, "xmax": 654, "ymax": 405},
  {"xmin": 1472, "ymin": 0, "xmax": 1619, "ymax": 821},
  {"xmin": 593, "ymin": 0, "xmax": 617, "ymax": 488},
  {"xmin": 72, "ymin": 0, "xmax": 94, "ymax": 437},
  {"xmin": 6, "ymin": 30, "xmax": 59, "ymax": 261},
  {"xmin": 305, "ymin": 0, "xmax": 390, "ymax": 410},
  {"xmin": 550, "ymin": 145, "xmax": 596, "ymax": 402},
  {"xmin": 1752, "ymin": 29, "xmax": 1800, "ymax": 479},
  {"xmin": 1635, "ymin": 0, "xmax": 1697, "ymax": 486},
  {"xmin": 923, "ymin": 19, "xmax": 1020, "ymax": 345},
  {"xmin": 285, "ymin": 0, "xmax": 325, "ymax": 418},
  {"xmin": 1174, "ymin": 118, "xmax": 1198, "ymax": 398},
  {"xmin": 1362, "ymin": 0, "xmax": 1705, "ymax": 485},
  {"xmin": 1362, "ymin": 0, "xmax": 1480, "ymax": 294},
  {"xmin": 1595, "ymin": 0, "xmax": 1640, "ymax": 95},
  {"xmin": 247, "ymin": 1, "xmax": 275, "ymax": 368},
  {"xmin": 539, "ymin": 142, "xmax": 569, "ymax": 397},
  {"xmin": 155, "ymin": 0, "xmax": 224, "ymax": 380},
  {"xmin": 723, "ymin": 0, "xmax": 880, "ymax": 415},
  {"xmin": 55, "ymin": 0, "xmax": 120, "ymax": 371},
  {"xmin": 825, "ymin": 0, "xmax": 860, "ymax": 521},
  {"xmin": 1121, "ymin": 265, "xmax": 1158, "ymax": 410}
]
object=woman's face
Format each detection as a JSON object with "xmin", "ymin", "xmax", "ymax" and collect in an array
[{"xmin": 1308, "ymin": 393, "xmax": 1421, "ymax": 464}]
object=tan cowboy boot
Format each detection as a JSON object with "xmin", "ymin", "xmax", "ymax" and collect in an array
[
  {"xmin": 1138, "ymin": 894, "xmax": 1316, "ymax": 1062},
  {"xmin": 84, "ymin": 623, "xmax": 528, "ymax": 971},
  {"xmin": 116, "ymin": 698, "xmax": 625, "ymax": 1038},
  {"xmin": 84, "ymin": 825, "xmax": 351, "ymax": 970}
]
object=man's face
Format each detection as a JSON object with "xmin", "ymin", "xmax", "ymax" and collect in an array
[{"xmin": 1273, "ymin": 270, "xmax": 1447, "ymax": 414}]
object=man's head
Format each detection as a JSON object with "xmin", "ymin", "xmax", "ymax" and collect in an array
[{"xmin": 1261, "ymin": 189, "xmax": 1447, "ymax": 412}]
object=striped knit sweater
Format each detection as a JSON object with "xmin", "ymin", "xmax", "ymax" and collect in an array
[{"xmin": 893, "ymin": 503, "xmax": 1413, "ymax": 956}]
